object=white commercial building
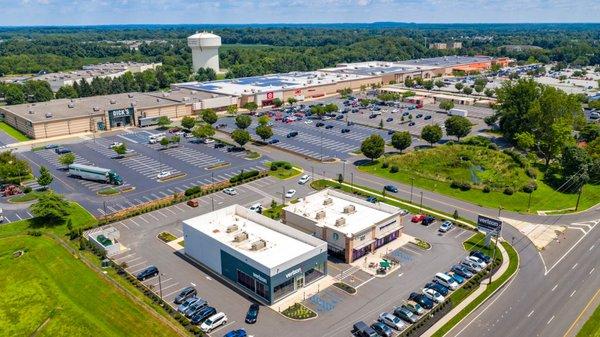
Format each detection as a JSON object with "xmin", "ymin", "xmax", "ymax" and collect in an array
[
  {"xmin": 188, "ymin": 32, "xmax": 221, "ymax": 73},
  {"xmin": 282, "ymin": 189, "xmax": 404, "ymax": 263},
  {"xmin": 182, "ymin": 204, "xmax": 328, "ymax": 305}
]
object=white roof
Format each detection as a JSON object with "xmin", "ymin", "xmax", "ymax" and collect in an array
[
  {"xmin": 188, "ymin": 32, "xmax": 220, "ymax": 39},
  {"xmin": 183, "ymin": 205, "xmax": 318, "ymax": 269},
  {"xmin": 284, "ymin": 189, "xmax": 400, "ymax": 237}
]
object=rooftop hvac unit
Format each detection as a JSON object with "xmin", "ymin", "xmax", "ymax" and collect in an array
[
  {"xmin": 251, "ymin": 239, "xmax": 267, "ymax": 251},
  {"xmin": 323, "ymin": 198, "xmax": 333, "ymax": 206},
  {"xmin": 109, "ymin": 99, "xmax": 116, "ymax": 104},
  {"xmin": 182, "ymin": 97, "xmax": 189, "ymax": 102},
  {"xmin": 343, "ymin": 205, "xmax": 356, "ymax": 214},
  {"xmin": 335, "ymin": 217, "xmax": 346, "ymax": 227},
  {"xmin": 128, "ymin": 94, "xmax": 134, "ymax": 98},
  {"xmin": 68, "ymin": 103, "xmax": 75, "ymax": 108},
  {"xmin": 45, "ymin": 113, "xmax": 53, "ymax": 118},
  {"xmin": 233, "ymin": 232, "xmax": 248, "ymax": 242},
  {"xmin": 315, "ymin": 210, "xmax": 326, "ymax": 220},
  {"xmin": 226, "ymin": 224, "xmax": 238, "ymax": 233},
  {"xmin": 93, "ymin": 107, "xmax": 100, "ymax": 112},
  {"xmin": 28, "ymin": 110, "xmax": 34, "ymax": 114}
]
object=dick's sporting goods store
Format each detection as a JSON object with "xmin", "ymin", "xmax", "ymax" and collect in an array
[
  {"xmin": 182, "ymin": 205, "xmax": 328, "ymax": 305},
  {"xmin": 108, "ymin": 107, "xmax": 134, "ymax": 128}
]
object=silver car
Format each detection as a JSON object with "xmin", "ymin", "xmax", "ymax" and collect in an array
[{"xmin": 378, "ymin": 312, "xmax": 405, "ymax": 330}]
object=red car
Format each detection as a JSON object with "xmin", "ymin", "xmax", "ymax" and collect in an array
[{"xmin": 411, "ymin": 214, "xmax": 425, "ymax": 223}]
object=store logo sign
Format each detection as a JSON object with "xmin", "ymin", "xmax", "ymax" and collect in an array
[
  {"xmin": 285, "ymin": 268, "xmax": 302, "ymax": 279},
  {"xmin": 253, "ymin": 273, "xmax": 267, "ymax": 283}
]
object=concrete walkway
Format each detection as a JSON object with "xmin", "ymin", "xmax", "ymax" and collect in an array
[{"xmin": 421, "ymin": 240, "xmax": 510, "ymax": 337}]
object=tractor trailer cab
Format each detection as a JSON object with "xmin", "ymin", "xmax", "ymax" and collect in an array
[{"xmin": 68, "ymin": 164, "xmax": 123, "ymax": 185}]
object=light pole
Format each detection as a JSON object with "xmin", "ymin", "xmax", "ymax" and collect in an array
[
  {"xmin": 282, "ymin": 186, "xmax": 285, "ymax": 205},
  {"xmin": 211, "ymin": 196, "xmax": 215, "ymax": 211},
  {"xmin": 419, "ymin": 191, "xmax": 423, "ymax": 212},
  {"xmin": 410, "ymin": 178, "xmax": 415, "ymax": 203},
  {"xmin": 158, "ymin": 273, "xmax": 164, "ymax": 299},
  {"xmin": 351, "ymin": 172, "xmax": 354, "ymax": 193},
  {"xmin": 320, "ymin": 129, "xmax": 324, "ymax": 162},
  {"xmin": 527, "ymin": 191, "xmax": 533, "ymax": 211},
  {"xmin": 342, "ymin": 160, "xmax": 346, "ymax": 182}
]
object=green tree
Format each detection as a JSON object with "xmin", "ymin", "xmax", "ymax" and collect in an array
[
  {"xmin": 434, "ymin": 80, "xmax": 445, "ymax": 88},
  {"xmin": 444, "ymin": 116, "xmax": 472, "ymax": 141},
  {"xmin": 538, "ymin": 119, "xmax": 575, "ymax": 166},
  {"xmin": 311, "ymin": 105, "xmax": 326, "ymax": 116},
  {"xmin": 474, "ymin": 85, "xmax": 485, "ymax": 93},
  {"xmin": 484, "ymin": 88, "xmax": 495, "ymax": 98},
  {"xmin": 324, "ymin": 103, "xmax": 339, "ymax": 113},
  {"xmin": 423, "ymin": 80, "xmax": 434, "ymax": 90},
  {"xmin": 24, "ymin": 80, "xmax": 53, "ymax": 102},
  {"xmin": 231, "ymin": 129, "xmax": 251, "ymax": 148},
  {"xmin": 159, "ymin": 137, "xmax": 170, "ymax": 149},
  {"xmin": 462, "ymin": 87, "xmax": 473, "ymax": 95},
  {"xmin": 514, "ymin": 131, "xmax": 536, "ymax": 152},
  {"xmin": 255, "ymin": 124, "xmax": 273, "ymax": 141},
  {"xmin": 227, "ymin": 105, "xmax": 238, "ymax": 115},
  {"xmin": 454, "ymin": 82, "xmax": 464, "ymax": 91},
  {"xmin": 258, "ymin": 115, "xmax": 270, "ymax": 126},
  {"xmin": 404, "ymin": 77, "xmax": 415, "ymax": 88},
  {"xmin": 243, "ymin": 102, "xmax": 258, "ymax": 112},
  {"xmin": 192, "ymin": 124, "xmax": 215, "ymax": 139},
  {"xmin": 36, "ymin": 166, "xmax": 53, "ymax": 190},
  {"xmin": 113, "ymin": 144, "xmax": 127, "ymax": 157},
  {"xmin": 180, "ymin": 116, "xmax": 196, "ymax": 130},
  {"xmin": 201, "ymin": 109, "xmax": 218, "ymax": 125},
  {"xmin": 31, "ymin": 192, "xmax": 71, "ymax": 224},
  {"xmin": 421, "ymin": 124, "xmax": 443, "ymax": 146},
  {"xmin": 272, "ymin": 98, "xmax": 283, "ymax": 107},
  {"xmin": 235, "ymin": 115, "xmax": 252, "ymax": 129},
  {"xmin": 3, "ymin": 84, "xmax": 26, "ymax": 105},
  {"xmin": 195, "ymin": 67, "xmax": 217, "ymax": 82},
  {"xmin": 439, "ymin": 100, "xmax": 455, "ymax": 111},
  {"xmin": 579, "ymin": 123, "xmax": 600, "ymax": 142},
  {"xmin": 156, "ymin": 116, "xmax": 171, "ymax": 129},
  {"xmin": 55, "ymin": 85, "xmax": 78, "ymax": 99},
  {"xmin": 561, "ymin": 146, "xmax": 592, "ymax": 192},
  {"xmin": 170, "ymin": 135, "xmax": 181, "ymax": 146},
  {"xmin": 287, "ymin": 97, "xmax": 297, "ymax": 105},
  {"xmin": 58, "ymin": 152, "xmax": 75, "ymax": 168},
  {"xmin": 360, "ymin": 134, "xmax": 385, "ymax": 161},
  {"xmin": 391, "ymin": 131, "xmax": 412, "ymax": 153}
]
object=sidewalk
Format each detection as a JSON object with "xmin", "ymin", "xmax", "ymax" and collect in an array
[{"xmin": 421, "ymin": 241, "xmax": 510, "ymax": 337}]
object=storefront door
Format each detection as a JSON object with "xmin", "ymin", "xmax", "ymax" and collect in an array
[{"xmin": 295, "ymin": 275, "xmax": 304, "ymax": 290}]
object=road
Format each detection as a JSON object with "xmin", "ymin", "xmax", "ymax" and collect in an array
[{"xmin": 232, "ymin": 135, "xmax": 600, "ymax": 337}]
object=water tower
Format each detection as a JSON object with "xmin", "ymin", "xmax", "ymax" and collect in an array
[{"xmin": 187, "ymin": 31, "xmax": 221, "ymax": 73}]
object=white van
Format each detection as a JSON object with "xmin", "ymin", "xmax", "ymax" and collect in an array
[
  {"xmin": 148, "ymin": 133, "xmax": 166, "ymax": 144},
  {"xmin": 200, "ymin": 312, "xmax": 227, "ymax": 332},
  {"xmin": 435, "ymin": 272, "xmax": 458, "ymax": 290}
]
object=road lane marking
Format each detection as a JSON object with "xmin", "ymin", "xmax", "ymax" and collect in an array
[
  {"xmin": 398, "ymin": 273, "xmax": 404, "ymax": 277},
  {"xmin": 570, "ymin": 290, "xmax": 577, "ymax": 298},
  {"xmin": 563, "ymin": 287, "xmax": 600, "ymax": 337},
  {"xmin": 547, "ymin": 315, "xmax": 555, "ymax": 325},
  {"xmin": 590, "ymin": 244, "xmax": 595, "ymax": 251},
  {"xmin": 527, "ymin": 310, "xmax": 535, "ymax": 318},
  {"xmin": 355, "ymin": 276, "xmax": 375, "ymax": 289},
  {"xmin": 590, "ymin": 267, "xmax": 595, "ymax": 275},
  {"xmin": 572, "ymin": 263, "xmax": 578, "ymax": 270},
  {"xmin": 552, "ymin": 284, "xmax": 558, "ymax": 292}
]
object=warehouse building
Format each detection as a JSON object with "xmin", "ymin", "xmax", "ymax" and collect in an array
[
  {"xmin": 281, "ymin": 189, "xmax": 404, "ymax": 263},
  {"xmin": 182, "ymin": 204, "xmax": 328, "ymax": 305}
]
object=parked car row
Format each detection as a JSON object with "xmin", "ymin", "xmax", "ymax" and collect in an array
[{"xmin": 353, "ymin": 250, "xmax": 492, "ymax": 337}]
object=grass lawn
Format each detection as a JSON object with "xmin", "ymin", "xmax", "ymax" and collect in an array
[
  {"xmin": 577, "ymin": 303, "xmax": 600, "ymax": 337},
  {"xmin": 0, "ymin": 235, "xmax": 180, "ymax": 337},
  {"xmin": 8, "ymin": 190, "xmax": 49, "ymax": 203},
  {"xmin": 263, "ymin": 203, "xmax": 286, "ymax": 220},
  {"xmin": 358, "ymin": 144, "xmax": 600, "ymax": 213},
  {"xmin": 0, "ymin": 121, "xmax": 30, "ymax": 142},
  {"xmin": 281, "ymin": 303, "xmax": 317, "ymax": 320},
  {"xmin": 266, "ymin": 162, "xmax": 302, "ymax": 180}
]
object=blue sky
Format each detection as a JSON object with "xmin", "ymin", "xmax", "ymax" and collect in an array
[{"xmin": 1, "ymin": 0, "xmax": 599, "ymax": 26}]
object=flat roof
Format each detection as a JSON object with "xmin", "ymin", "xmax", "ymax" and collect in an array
[
  {"xmin": 1, "ymin": 92, "xmax": 182, "ymax": 123},
  {"xmin": 175, "ymin": 71, "xmax": 370, "ymax": 96},
  {"xmin": 321, "ymin": 61, "xmax": 432, "ymax": 76},
  {"xmin": 284, "ymin": 189, "xmax": 400, "ymax": 237},
  {"xmin": 183, "ymin": 205, "xmax": 321, "ymax": 269},
  {"xmin": 145, "ymin": 88, "xmax": 227, "ymax": 104},
  {"xmin": 398, "ymin": 55, "xmax": 493, "ymax": 68}
]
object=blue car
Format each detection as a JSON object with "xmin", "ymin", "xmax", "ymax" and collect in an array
[
  {"xmin": 426, "ymin": 282, "xmax": 449, "ymax": 296},
  {"xmin": 268, "ymin": 138, "xmax": 280, "ymax": 144},
  {"xmin": 451, "ymin": 264, "xmax": 473, "ymax": 279},
  {"xmin": 447, "ymin": 271, "xmax": 464, "ymax": 284},
  {"xmin": 223, "ymin": 329, "xmax": 247, "ymax": 337},
  {"xmin": 371, "ymin": 321, "xmax": 393, "ymax": 337},
  {"xmin": 366, "ymin": 196, "xmax": 378, "ymax": 203},
  {"xmin": 384, "ymin": 185, "xmax": 398, "ymax": 193},
  {"xmin": 190, "ymin": 306, "xmax": 216, "ymax": 325}
]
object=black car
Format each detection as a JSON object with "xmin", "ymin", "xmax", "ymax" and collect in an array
[
  {"xmin": 174, "ymin": 286, "xmax": 197, "ymax": 304},
  {"xmin": 190, "ymin": 306, "xmax": 217, "ymax": 325},
  {"xmin": 386, "ymin": 117, "xmax": 393, "ymax": 122},
  {"xmin": 287, "ymin": 131, "xmax": 298, "ymax": 138},
  {"xmin": 245, "ymin": 303, "xmax": 260, "ymax": 324},
  {"xmin": 409, "ymin": 292, "xmax": 434, "ymax": 310},
  {"xmin": 387, "ymin": 130, "xmax": 395, "ymax": 135},
  {"xmin": 136, "ymin": 265, "xmax": 159, "ymax": 281},
  {"xmin": 424, "ymin": 115, "xmax": 432, "ymax": 120},
  {"xmin": 347, "ymin": 121, "xmax": 355, "ymax": 126},
  {"xmin": 384, "ymin": 185, "xmax": 398, "ymax": 193},
  {"xmin": 341, "ymin": 128, "xmax": 350, "ymax": 133},
  {"xmin": 316, "ymin": 122, "xmax": 325, "ymax": 127},
  {"xmin": 402, "ymin": 112, "xmax": 409, "ymax": 116},
  {"xmin": 268, "ymin": 138, "xmax": 280, "ymax": 144},
  {"xmin": 214, "ymin": 143, "xmax": 226, "ymax": 149},
  {"xmin": 416, "ymin": 114, "xmax": 423, "ymax": 118},
  {"xmin": 425, "ymin": 282, "xmax": 449, "ymax": 296},
  {"xmin": 470, "ymin": 250, "xmax": 491, "ymax": 263},
  {"xmin": 408, "ymin": 122, "xmax": 416, "ymax": 126},
  {"xmin": 227, "ymin": 146, "xmax": 244, "ymax": 152},
  {"xmin": 325, "ymin": 125, "xmax": 334, "ymax": 129},
  {"xmin": 336, "ymin": 115, "xmax": 344, "ymax": 120},
  {"xmin": 369, "ymin": 114, "xmax": 378, "ymax": 119},
  {"xmin": 422, "ymin": 215, "xmax": 435, "ymax": 226},
  {"xmin": 55, "ymin": 147, "xmax": 72, "ymax": 154}
]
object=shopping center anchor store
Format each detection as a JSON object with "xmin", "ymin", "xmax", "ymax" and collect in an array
[
  {"xmin": 108, "ymin": 107, "xmax": 134, "ymax": 128},
  {"xmin": 182, "ymin": 205, "xmax": 328, "ymax": 305}
]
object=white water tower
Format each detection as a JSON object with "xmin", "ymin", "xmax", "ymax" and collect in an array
[{"xmin": 188, "ymin": 31, "xmax": 221, "ymax": 73}]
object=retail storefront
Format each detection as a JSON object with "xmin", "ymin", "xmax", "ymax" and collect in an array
[{"xmin": 108, "ymin": 107, "xmax": 134, "ymax": 128}]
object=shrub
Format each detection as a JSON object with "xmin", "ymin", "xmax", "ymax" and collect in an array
[
  {"xmin": 283, "ymin": 163, "xmax": 292, "ymax": 170},
  {"xmin": 184, "ymin": 186, "xmax": 202, "ymax": 196},
  {"xmin": 230, "ymin": 170, "xmax": 260, "ymax": 183},
  {"xmin": 522, "ymin": 182, "xmax": 537, "ymax": 193},
  {"xmin": 390, "ymin": 165, "xmax": 399, "ymax": 173},
  {"xmin": 459, "ymin": 182, "xmax": 471, "ymax": 191},
  {"xmin": 483, "ymin": 185, "xmax": 492, "ymax": 193},
  {"xmin": 503, "ymin": 187, "xmax": 514, "ymax": 195},
  {"xmin": 461, "ymin": 136, "xmax": 492, "ymax": 147},
  {"xmin": 487, "ymin": 143, "xmax": 499, "ymax": 150},
  {"xmin": 381, "ymin": 162, "xmax": 389, "ymax": 169},
  {"xmin": 270, "ymin": 165, "xmax": 278, "ymax": 171},
  {"xmin": 23, "ymin": 186, "xmax": 32, "ymax": 193},
  {"xmin": 526, "ymin": 167, "xmax": 537, "ymax": 179}
]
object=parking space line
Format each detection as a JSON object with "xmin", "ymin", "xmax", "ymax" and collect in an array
[
  {"xmin": 164, "ymin": 207, "xmax": 177, "ymax": 215},
  {"xmin": 128, "ymin": 261, "xmax": 149, "ymax": 271},
  {"xmin": 117, "ymin": 221, "xmax": 129, "ymax": 229},
  {"xmin": 129, "ymin": 218, "xmax": 141, "ymax": 227},
  {"xmin": 146, "ymin": 212, "xmax": 160, "ymax": 221},
  {"xmin": 209, "ymin": 320, "xmax": 237, "ymax": 335},
  {"xmin": 125, "ymin": 256, "xmax": 142, "ymax": 264},
  {"xmin": 149, "ymin": 277, "xmax": 172, "ymax": 288},
  {"xmin": 164, "ymin": 286, "xmax": 188, "ymax": 298},
  {"xmin": 159, "ymin": 282, "xmax": 180, "ymax": 292},
  {"xmin": 400, "ymin": 245, "xmax": 422, "ymax": 255},
  {"xmin": 130, "ymin": 265, "xmax": 152, "ymax": 274},
  {"xmin": 174, "ymin": 205, "xmax": 184, "ymax": 212},
  {"xmin": 113, "ymin": 252, "xmax": 136, "ymax": 261},
  {"xmin": 138, "ymin": 216, "xmax": 150, "ymax": 223}
]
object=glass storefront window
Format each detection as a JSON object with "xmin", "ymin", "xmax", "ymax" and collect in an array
[
  {"xmin": 273, "ymin": 278, "xmax": 295, "ymax": 301},
  {"xmin": 237, "ymin": 270, "xmax": 256, "ymax": 292},
  {"xmin": 256, "ymin": 281, "xmax": 268, "ymax": 300}
]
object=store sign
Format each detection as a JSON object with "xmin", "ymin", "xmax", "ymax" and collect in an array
[
  {"xmin": 477, "ymin": 215, "xmax": 502, "ymax": 234},
  {"xmin": 109, "ymin": 108, "xmax": 133, "ymax": 118},
  {"xmin": 294, "ymin": 89, "xmax": 302, "ymax": 95},
  {"xmin": 253, "ymin": 272, "xmax": 267, "ymax": 284},
  {"xmin": 285, "ymin": 268, "xmax": 302, "ymax": 279},
  {"xmin": 266, "ymin": 92, "xmax": 274, "ymax": 99}
]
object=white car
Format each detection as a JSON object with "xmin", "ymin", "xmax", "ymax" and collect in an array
[
  {"xmin": 249, "ymin": 203, "xmax": 262, "ymax": 213},
  {"xmin": 200, "ymin": 312, "xmax": 227, "ymax": 333},
  {"xmin": 398, "ymin": 209, "xmax": 409, "ymax": 216},
  {"xmin": 157, "ymin": 170, "xmax": 172, "ymax": 179},
  {"xmin": 461, "ymin": 259, "xmax": 483, "ymax": 273},
  {"xmin": 298, "ymin": 174, "xmax": 311, "ymax": 184},
  {"xmin": 378, "ymin": 312, "xmax": 405, "ymax": 330},
  {"xmin": 223, "ymin": 188, "xmax": 237, "ymax": 196},
  {"xmin": 423, "ymin": 288, "xmax": 445, "ymax": 303},
  {"xmin": 466, "ymin": 256, "xmax": 487, "ymax": 269},
  {"xmin": 109, "ymin": 142, "xmax": 123, "ymax": 149},
  {"xmin": 322, "ymin": 116, "xmax": 331, "ymax": 120},
  {"xmin": 0, "ymin": 208, "xmax": 4, "ymax": 222},
  {"xmin": 304, "ymin": 120, "xmax": 313, "ymax": 124},
  {"xmin": 285, "ymin": 189, "xmax": 296, "ymax": 198},
  {"xmin": 202, "ymin": 138, "xmax": 215, "ymax": 144},
  {"xmin": 184, "ymin": 132, "xmax": 195, "ymax": 138}
]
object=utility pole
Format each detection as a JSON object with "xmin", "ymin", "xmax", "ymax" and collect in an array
[
  {"xmin": 158, "ymin": 273, "xmax": 163, "ymax": 299},
  {"xmin": 527, "ymin": 191, "xmax": 533, "ymax": 211},
  {"xmin": 282, "ymin": 186, "xmax": 285, "ymax": 205},
  {"xmin": 410, "ymin": 178, "xmax": 415, "ymax": 203},
  {"xmin": 575, "ymin": 186, "xmax": 583, "ymax": 211}
]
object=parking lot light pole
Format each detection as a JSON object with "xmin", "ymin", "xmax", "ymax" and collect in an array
[
  {"xmin": 211, "ymin": 197, "xmax": 214, "ymax": 211},
  {"xmin": 158, "ymin": 273, "xmax": 163, "ymax": 299},
  {"xmin": 419, "ymin": 191, "xmax": 423, "ymax": 212},
  {"xmin": 282, "ymin": 186, "xmax": 285, "ymax": 205},
  {"xmin": 351, "ymin": 172, "xmax": 354, "ymax": 193},
  {"xmin": 410, "ymin": 178, "xmax": 415, "ymax": 203}
]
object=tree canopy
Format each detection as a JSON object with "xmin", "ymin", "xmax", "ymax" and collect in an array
[
  {"xmin": 391, "ymin": 131, "xmax": 412, "ymax": 153},
  {"xmin": 421, "ymin": 124, "xmax": 443, "ymax": 146},
  {"xmin": 360, "ymin": 134, "xmax": 385, "ymax": 161},
  {"xmin": 444, "ymin": 116, "xmax": 472, "ymax": 141}
]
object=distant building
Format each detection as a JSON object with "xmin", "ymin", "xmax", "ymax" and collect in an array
[
  {"xmin": 451, "ymin": 42, "xmax": 463, "ymax": 49},
  {"xmin": 282, "ymin": 189, "xmax": 404, "ymax": 263},
  {"xmin": 429, "ymin": 43, "xmax": 447, "ymax": 50},
  {"xmin": 188, "ymin": 32, "xmax": 221, "ymax": 73}
]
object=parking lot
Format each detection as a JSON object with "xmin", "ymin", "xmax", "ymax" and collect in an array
[
  {"xmin": 108, "ymin": 177, "xmax": 475, "ymax": 337},
  {"xmin": 19, "ymin": 129, "xmax": 272, "ymax": 216}
]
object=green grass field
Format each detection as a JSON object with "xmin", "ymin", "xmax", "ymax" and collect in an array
[
  {"xmin": 0, "ymin": 235, "xmax": 180, "ymax": 337},
  {"xmin": 358, "ymin": 145, "xmax": 600, "ymax": 213},
  {"xmin": 577, "ymin": 303, "xmax": 600, "ymax": 337},
  {"xmin": 0, "ymin": 121, "xmax": 30, "ymax": 141},
  {"xmin": 0, "ymin": 202, "xmax": 182, "ymax": 337}
]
